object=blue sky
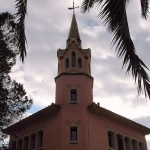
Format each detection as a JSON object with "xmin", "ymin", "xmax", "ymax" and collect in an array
[{"xmin": 1, "ymin": 0, "xmax": 150, "ymax": 148}]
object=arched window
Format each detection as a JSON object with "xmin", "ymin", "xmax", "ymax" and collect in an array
[
  {"xmin": 132, "ymin": 139, "xmax": 138, "ymax": 150},
  {"xmin": 30, "ymin": 133, "xmax": 36, "ymax": 150},
  {"xmin": 89, "ymin": 63, "xmax": 91, "ymax": 73},
  {"xmin": 78, "ymin": 58, "xmax": 82, "ymax": 68},
  {"xmin": 116, "ymin": 134, "xmax": 124, "ymax": 150},
  {"xmin": 17, "ymin": 139, "xmax": 22, "ymax": 150},
  {"xmin": 108, "ymin": 131, "xmax": 115, "ymax": 149},
  {"xmin": 72, "ymin": 52, "xmax": 76, "ymax": 68},
  {"xmin": 139, "ymin": 142, "xmax": 144, "ymax": 150},
  {"xmin": 37, "ymin": 130, "xmax": 43, "ymax": 148},
  {"xmin": 23, "ymin": 136, "xmax": 29, "ymax": 150},
  {"xmin": 58, "ymin": 64, "xmax": 59, "ymax": 74},
  {"xmin": 124, "ymin": 137, "xmax": 131, "ymax": 150},
  {"xmin": 65, "ymin": 58, "xmax": 69, "ymax": 69},
  {"xmin": 11, "ymin": 141, "xmax": 16, "ymax": 150}
]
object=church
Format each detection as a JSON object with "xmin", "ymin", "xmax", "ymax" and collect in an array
[{"xmin": 3, "ymin": 12, "xmax": 150, "ymax": 150}]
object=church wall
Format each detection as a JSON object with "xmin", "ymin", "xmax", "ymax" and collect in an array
[
  {"xmin": 43, "ymin": 109, "xmax": 62, "ymax": 150},
  {"xmin": 55, "ymin": 74, "xmax": 93, "ymax": 105},
  {"xmin": 8, "ymin": 111, "xmax": 62, "ymax": 150},
  {"xmin": 55, "ymin": 74, "xmax": 93, "ymax": 149},
  {"xmin": 88, "ymin": 110, "xmax": 147, "ymax": 150}
]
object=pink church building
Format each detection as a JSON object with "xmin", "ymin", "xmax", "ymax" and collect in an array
[{"xmin": 3, "ymin": 14, "xmax": 150, "ymax": 150}]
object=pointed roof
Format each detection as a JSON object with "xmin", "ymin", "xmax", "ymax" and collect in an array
[{"xmin": 67, "ymin": 14, "xmax": 81, "ymax": 47}]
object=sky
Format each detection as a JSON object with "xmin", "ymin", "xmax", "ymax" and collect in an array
[{"xmin": 1, "ymin": 0, "xmax": 150, "ymax": 148}]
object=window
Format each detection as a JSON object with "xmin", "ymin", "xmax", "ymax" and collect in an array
[
  {"xmin": 132, "ymin": 139, "xmax": 138, "ymax": 150},
  {"xmin": 65, "ymin": 58, "xmax": 69, "ymax": 69},
  {"xmin": 139, "ymin": 142, "xmax": 144, "ymax": 150},
  {"xmin": 11, "ymin": 141, "xmax": 16, "ymax": 150},
  {"xmin": 58, "ymin": 64, "xmax": 59, "ymax": 74},
  {"xmin": 89, "ymin": 63, "xmax": 91, "ymax": 73},
  {"xmin": 17, "ymin": 139, "xmax": 22, "ymax": 150},
  {"xmin": 108, "ymin": 131, "xmax": 115, "ymax": 149},
  {"xmin": 116, "ymin": 134, "xmax": 124, "ymax": 150},
  {"xmin": 78, "ymin": 58, "xmax": 82, "ymax": 68},
  {"xmin": 37, "ymin": 130, "xmax": 43, "ymax": 148},
  {"xmin": 30, "ymin": 133, "xmax": 36, "ymax": 150},
  {"xmin": 124, "ymin": 137, "xmax": 131, "ymax": 150},
  {"xmin": 23, "ymin": 136, "xmax": 29, "ymax": 150},
  {"xmin": 70, "ymin": 127, "xmax": 77, "ymax": 141},
  {"xmin": 70, "ymin": 89, "xmax": 77, "ymax": 102},
  {"xmin": 72, "ymin": 52, "xmax": 76, "ymax": 67}
]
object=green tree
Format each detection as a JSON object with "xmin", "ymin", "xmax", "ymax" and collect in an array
[
  {"xmin": 81, "ymin": 0, "xmax": 150, "ymax": 99},
  {"xmin": 0, "ymin": 12, "xmax": 32, "ymax": 149}
]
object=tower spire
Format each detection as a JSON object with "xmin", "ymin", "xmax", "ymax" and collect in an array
[{"xmin": 67, "ymin": 1, "xmax": 81, "ymax": 48}]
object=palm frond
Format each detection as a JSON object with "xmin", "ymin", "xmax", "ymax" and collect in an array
[
  {"xmin": 81, "ymin": 0, "xmax": 150, "ymax": 99},
  {"xmin": 81, "ymin": 0, "xmax": 100, "ymax": 13},
  {"xmin": 15, "ymin": 0, "xmax": 27, "ymax": 62},
  {"xmin": 140, "ymin": 0, "xmax": 149, "ymax": 19}
]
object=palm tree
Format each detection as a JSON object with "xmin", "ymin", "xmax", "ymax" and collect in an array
[
  {"xmin": 15, "ymin": 0, "xmax": 27, "ymax": 62},
  {"xmin": 14, "ymin": 0, "xmax": 150, "ymax": 99},
  {"xmin": 81, "ymin": 0, "xmax": 150, "ymax": 99}
]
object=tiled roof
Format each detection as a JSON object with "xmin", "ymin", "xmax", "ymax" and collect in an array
[{"xmin": 67, "ymin": 14, "xmax": 81, "ymax": 47}]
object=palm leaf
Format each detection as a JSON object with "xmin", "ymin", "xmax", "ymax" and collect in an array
[
  {"xmin": 140, "ymin": 0, "xmax": 149, "ymax": 19},
  {"xmin": 15, "ymin": 0, "xmax": 27, "ymax": 62},
  {"xmin": 81, "ymin": 0, "xmax": 150, "ymax": 99}
]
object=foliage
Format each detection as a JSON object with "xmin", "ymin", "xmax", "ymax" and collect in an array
[
  {"xmin": 81, "ymin": 0, "xmax": 150, "ymax": 99},
  {"xmin": 13, "ymin": 0, "xmax": 150, "ymax": 98},
  {"xmin": 15, "ymin": 0, "xmax": 27, "ymax": 62},
  {"xmin": 0, "ymin": 12, "xmax": 32, "ymax": 148}
]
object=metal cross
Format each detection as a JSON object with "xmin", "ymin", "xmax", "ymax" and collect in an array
[{"xmin": 68, "ymin": 0, "xmax": 79, "ymax": 14}]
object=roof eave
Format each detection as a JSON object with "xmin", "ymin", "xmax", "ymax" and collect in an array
[
  {"xmin": 88, "ymin": 103, "xmax": 150, "ymax": 135},
  {"xmin": 2, "ymin": 103, "xmax": 61, "ymax": 135}
]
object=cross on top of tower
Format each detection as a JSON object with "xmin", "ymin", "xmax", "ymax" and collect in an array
[{"xmin": 68, "ymin": 0, "xmax": 79, "ymax": 14}]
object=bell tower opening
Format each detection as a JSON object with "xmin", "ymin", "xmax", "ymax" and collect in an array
[
  {"xmin": 78, "ymin": 57, "xmax": 82, "ymax": 68},
  {"xmin": 72, "ymin": 51, "xmax": 76, "ymax": 68},
  {"xmin": 65, "ymin": 58, "xmax": 69, "ymax": 69}
]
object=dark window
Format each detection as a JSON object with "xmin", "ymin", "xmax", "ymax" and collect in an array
[
  {"xmin": 89, "ymin": 63, "xmax": 91, "ymax": 73},
  {"xmin": 58, "ymin": 64, "xmax": 59, "ymax": 74},
  {"xmin": 124, "ymin": 137, "xmax": 131, "ymax": 150},
  {"xmin": 108, "ymin": 132, "xmax": 112, "ymax": 148},
  {"xmin": 70, "ymin": 127, "xmax": 77, "ymax": 141},
  {"xmin": 24, "ymin": 136, "xmax": 29, "ymax": 150},
  {"xmin": 18, "ymin": 139, "xmax": 22, "ymax": 150},
  {"xmin": 78, "ymin": 58, "xmax": 82, "ymax": 68},
  {"xmin": 30, "ymin": 133, "xmax": 36, "ymax": 149},
  {"xmin": 70, "ymin": 89, "xmax": 77, "ymax": 101},
  {"xmin": 132, "ymin": 140, "xmax": 138, "ymax": 150},
  {"xmin": 108, "ymin": 131, "xmax": 115, "ymax": 149},
  {"xmin": 37, "ymin": 130, "xmax": 43, "ymax": 148},
  {"xmin": 139, "ymin": 142, "xmax": 144, "ymax": 150},
  {"xmin": 12, "ymin": 141, "xmax": 16, "ymax": 150},
  {"xmin": 65, "ymin": 58, "xmax": 69, "ymax": 69},
  {"xmin": 72, "ymin": 52, "xmax": 76, "ymax": 67},
  {"xmin": 116, "ymin": 134, "xmax": 124, "ymax": 150}
]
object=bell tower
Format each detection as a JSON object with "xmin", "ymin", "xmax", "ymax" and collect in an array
[
  {"xmin": 55, "ymin": 13, "xmax": 93, "ymax": 105},
  {"xmin": 57, "ymin": 14, "xmax": 91, "ymax": 76},
  {"xmin": 55, "ymin": 6, "xmax": 93, "ymax": 148}
]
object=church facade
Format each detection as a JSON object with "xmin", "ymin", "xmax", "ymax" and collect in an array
[{"xmin": 3, "ymin": 14, "xmax": 150, "ymax": 150}]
